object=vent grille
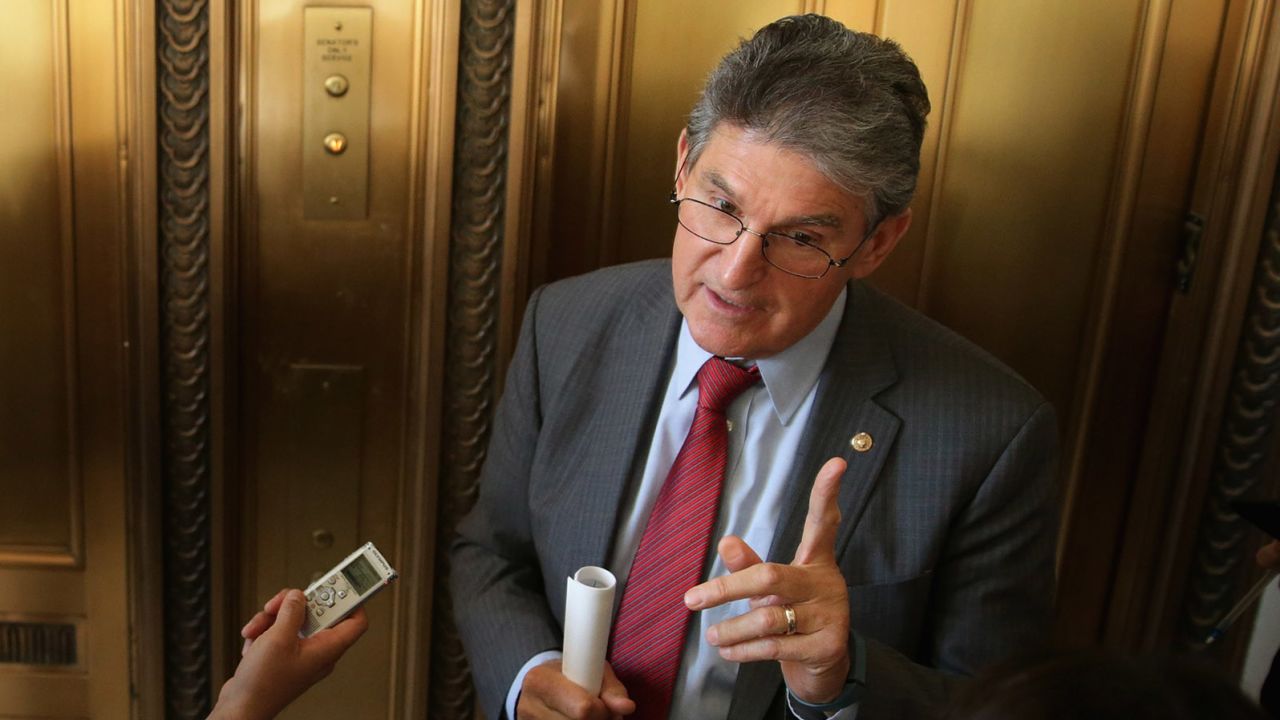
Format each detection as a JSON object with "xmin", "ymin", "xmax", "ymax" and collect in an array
[{"xmin": 0, "ymin": 621, "xmax": 77, "ymax": 666}]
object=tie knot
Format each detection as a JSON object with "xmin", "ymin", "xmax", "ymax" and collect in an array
[{"xmin": 695, "ymin": 357, "xmax": 760, "ymax": 413}]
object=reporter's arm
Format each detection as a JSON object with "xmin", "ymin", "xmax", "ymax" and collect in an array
[{"xmin": 208, "ymin": 589, "xmax": 367, "ymax": 720}]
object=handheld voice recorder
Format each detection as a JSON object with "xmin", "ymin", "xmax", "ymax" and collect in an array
[{"xmin": 302, "ymin": 541, "xmax": 398, "ymax": 638}]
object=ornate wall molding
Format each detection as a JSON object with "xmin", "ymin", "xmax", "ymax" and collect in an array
[
  {"xmin": 433, "ymin": 0, "xmax": 515, "ymax": 717},
  {"xmin": 157, "ymin": 0, "xmax": 213, "ymax": 717},
  {"xmin": 1178, "ymin": 162, "xmax": 1280, "ymax": 651}
]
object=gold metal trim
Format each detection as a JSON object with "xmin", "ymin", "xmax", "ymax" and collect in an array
[
  {"xmin": 157, "ymin": 0, "xmax": 215, "ymax": 715},
  {"xmin": 0, "ymin": 0, "xmax": 86, "ymax": 573},
  {"xmin": 1058, "ymin": 0, "xmax": 1173, "ymax": 573},
  {"xmin": 915, "ymin": 0, "xmax": 972, "ymax": 310}
]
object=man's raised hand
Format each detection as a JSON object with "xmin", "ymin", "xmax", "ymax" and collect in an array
[{"xmin": 684, "ymin": 457, "xmax": 851, "ymax": 704}]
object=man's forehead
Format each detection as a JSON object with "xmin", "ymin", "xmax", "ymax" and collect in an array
[{"xmin": 687, "ymin": 146, "xmax": 860, "ymax": 229}]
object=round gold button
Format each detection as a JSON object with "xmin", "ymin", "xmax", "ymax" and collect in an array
[
  {"xmin": 323, "ymin": 132, "xmax": 348, "ymax": 155},
  {"xmin": 324, "ymin": 74, "xmax": 350, "ymax": 97},
  {"xmin": 850, "ymin": 432, "xmax": 873, "ymax": 453}
]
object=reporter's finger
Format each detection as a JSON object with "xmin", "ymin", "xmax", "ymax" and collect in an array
[
  {"xmin": 269, "ymin": 589, "xmax": 308, "ymax": 636},
  {"xmin": 263, "ymin": 587, "xmax": 290, "ymax": 613},
  {"xmin": 241, "ymin": 588, "xmax": 291, "ymax": 637},
  {"xmin": 309, "ymin": 608, "xmax": 369, "ymax": 662},
  {"xmin": 240, "ymin": 610, "xmax": 277, "ymax": 640},
  {"xmin": 599, "ymin": 662, "xmax": 635, "ymax": 716},
  {"xmin": 718, "ymin": 535, "xmax": 763, "ymax": 573},
  {"xmin": 793, "ymin": 457, "xmax": 846, "ymax": 565},
  {"xmin": 1258, "ymin": 540, "xmax": 1280, "ymax": 569}
]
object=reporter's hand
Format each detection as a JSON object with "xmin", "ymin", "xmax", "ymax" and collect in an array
[
  {"xmin": 208, "ymin": 588, "xmax": 368, "ymax": 720},
  {"xmin": 516, "ymin": 659, "xmax": 634, "ymax": 720},
  {"xmin": 685, "ymin": 457, "xmax": 851, "ymax": 704},
  {"xmin": 1258, "ymin": 540, "xmax": 1280, "ymax": 569}
]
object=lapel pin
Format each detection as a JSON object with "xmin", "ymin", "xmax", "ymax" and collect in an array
[
  {"xmin": 726, "ymin": 419, "xmax": 734, "ymax": 432},
  {"xmin": 850, "ymin": 432, "xmax": 873, "ymax": 453}
]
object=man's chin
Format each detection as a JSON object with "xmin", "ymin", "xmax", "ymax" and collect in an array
[{"xmin": 687, "ymin": 322, "xmax": 760, "ymax": 359}]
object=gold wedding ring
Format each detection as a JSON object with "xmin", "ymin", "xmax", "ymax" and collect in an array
[{"xmin": 782, "ymin": 604, "xmax": 798, "ymax": 635}]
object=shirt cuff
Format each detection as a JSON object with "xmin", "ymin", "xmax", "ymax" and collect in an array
[
  {"xmin": 786, "ymin": 691, "xmax": 860, "ymax": 720},
  {"xmin": 785, "ymin": 628, "xmax": 866, "ymax": 719},
  {"xmin": 505, "ymin": 650, "xmax": 563, "ymax": 719}
]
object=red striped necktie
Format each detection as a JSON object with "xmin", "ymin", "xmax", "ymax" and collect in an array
[{"xmin": 610, "ymin": 356, "xmax": 761, "ymax": 720}]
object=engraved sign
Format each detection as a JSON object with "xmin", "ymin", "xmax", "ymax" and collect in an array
[{"xmin": 302, "ymin": 7, "xmax": 372, "ymax": 220}]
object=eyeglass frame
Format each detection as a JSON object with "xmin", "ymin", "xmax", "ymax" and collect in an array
[{"xmin": 668, "ymin": 167, "xmax": 879, "ymax": 280}]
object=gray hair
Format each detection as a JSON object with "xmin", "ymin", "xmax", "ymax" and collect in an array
[{"xmin": 686, "ymin": 14, "xmax": 930, "ymax": 225}]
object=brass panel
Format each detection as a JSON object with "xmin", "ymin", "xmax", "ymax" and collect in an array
[
  {"xmin": 873, "ymin": 0, "xmax": 963, "ymax": 304},
  {"xmin": 819, "ymin": 0, "xmax": 879, "ymax": 31},
  {"xmin": 0, "ymin": 0, "xmax": 79, "ymax": 566},
  {"xmin": 0, "ymin": 672, "xmax": 88, "ymax": 718},
  {"xmin": 0, "ymin": 570, "xmax": 83, "ymax": 617},
  {"xmin": 921, "ymin": 0, "xmax": 1144, "ymax": 419},
  {"xmin": 66, "ymin": 0, "xmax": 133, "ymax": 713},
  {"xmin": 258, "ymin": 365, "xmax": 364, "ymax": 586},
  {"xmin": 615, "ymin": 0, "xmax": 806, "ymax": 266},
  {"xmin": 245, "ymin": 1, "xmax": 420, "ymax": 717},
  {"xmin": 303, "ymin": 7, "xmax": 373, "ymax": 219}
]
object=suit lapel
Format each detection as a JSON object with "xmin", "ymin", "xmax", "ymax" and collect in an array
[
  {"xmin": 568, "ymin": 269, "xmax": 682, "ymax": 573},
  {"xmin": 729, "ymin": 282, "xmax": 901, "ymax": 719}
]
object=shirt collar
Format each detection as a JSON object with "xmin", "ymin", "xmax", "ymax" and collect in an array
[{"xmin": 673, "ymin": 287, "xmax": 847, "ymax": 425}]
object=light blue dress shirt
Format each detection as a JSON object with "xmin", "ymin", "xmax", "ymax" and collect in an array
[{"xmin": 506, "ymin": 289, "xmax": 853, "ymax": 719}]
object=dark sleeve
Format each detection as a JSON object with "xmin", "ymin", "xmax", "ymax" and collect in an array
[{"xmin": 450, "ymin": 285, "xmax": 561, "ymax": 720}]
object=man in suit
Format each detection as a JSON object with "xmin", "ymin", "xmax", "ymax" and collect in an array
[{"xmin": 451, "ymin": 14, "xmax": 1058, "ymax": 720}]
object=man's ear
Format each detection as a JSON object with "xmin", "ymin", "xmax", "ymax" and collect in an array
[
  {"xmin": 847, "ymin": 209, "xmax": 912, "ymax": 279},
  {"xmin": 674, "ymin": 128, "xmax": 691, "ymax": 193}
]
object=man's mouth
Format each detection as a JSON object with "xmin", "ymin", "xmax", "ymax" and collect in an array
[{"xmin": 705, "ymin": 287, "xmax": 758, "ymax": 314}]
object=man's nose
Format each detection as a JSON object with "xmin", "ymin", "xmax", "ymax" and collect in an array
[{"xmin": 718, "ymin": 227, "xmax": 770, "ymax": 287}]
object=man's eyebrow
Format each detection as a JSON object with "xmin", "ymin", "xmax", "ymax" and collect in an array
[
  {"xmin": 701, "ymin": 169, "xmax": 844, "ymax": 230},
  {"xmin": 781, "ymin": 213, "xmax": 843, "ymax": 230},
  {"xmin": 702, "ymin": 171, "xmax": 738, "ymax": 199}
]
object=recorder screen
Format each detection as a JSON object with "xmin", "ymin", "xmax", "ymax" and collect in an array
[{"xmin": 342, "ymin": 555, "xmax": 380, "ymax": 594}]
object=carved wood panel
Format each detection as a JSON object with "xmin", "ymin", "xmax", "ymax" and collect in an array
[
  {"xmin": 157, "ymin": 0, "xmax": 214, "ymax": 717},
  {"xmin": 432, "ymin": 2, "xmax": 516, "ymax": 717}
]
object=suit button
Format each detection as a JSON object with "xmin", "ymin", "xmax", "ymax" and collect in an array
[{"xmin": 850, "ymin": 432, "xmax": 873, "ymax": 452}]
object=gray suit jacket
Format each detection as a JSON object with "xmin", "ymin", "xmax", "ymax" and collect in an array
[{"xmin": 451, "ymin": 260, "xmax": 1058, "ymax": 719}]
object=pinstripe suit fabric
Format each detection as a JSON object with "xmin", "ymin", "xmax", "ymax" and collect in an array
[{"xmin": 451, "ymin": 259, "xmax": 1059, "ymax": 720}]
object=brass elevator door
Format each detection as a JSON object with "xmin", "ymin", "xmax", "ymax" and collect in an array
[{"xmin": 0, "ymin": 0, "xmax": 133, "ymax": 717}]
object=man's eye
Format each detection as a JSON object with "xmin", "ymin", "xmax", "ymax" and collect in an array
[
  {"xmin": 786, "ymin": 231, "xmax": 818, "ymax": 246},
  {"xmin": 712, "ymin": 198, "xmax": 738, "ymax": 214}
]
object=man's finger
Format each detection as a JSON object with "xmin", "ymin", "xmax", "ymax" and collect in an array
[
  {"xmin": 686, "ymin": 562, "xmax": 800, "ymax": 610},
  {"xmin": 718, "ymin": 535, "xmax": 763, "ymax": 573},
  {"xmin": 599, "ymin": 662, "xmax": 635, "ymax": 716},
  {"xmin": 792, "ymin": 457, "xmax": 846, "ymax": 565}
]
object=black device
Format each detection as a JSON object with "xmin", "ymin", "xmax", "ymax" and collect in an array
[{"xmin": 1231, "ymin": 499, "xmax": 1280, "ymax": 540}]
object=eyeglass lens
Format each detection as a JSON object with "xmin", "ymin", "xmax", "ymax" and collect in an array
[{"xmin": 676, "ymin": 200, "xmax": 833, "ymax": 279}]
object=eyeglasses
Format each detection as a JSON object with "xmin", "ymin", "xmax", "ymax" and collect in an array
[{"xmin": 669, "ymin": 192, "xmax": 872, "ymax": 279}]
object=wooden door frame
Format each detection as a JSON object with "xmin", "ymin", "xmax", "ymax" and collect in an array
[{"xmin": 1056, "ymin": 0, "xmax": 1280, "ymax": 660}]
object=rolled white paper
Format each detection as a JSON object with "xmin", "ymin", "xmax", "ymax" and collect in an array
[{"xmin": 563, "ymin": 566, "xmax": 617, "ymax": 695}]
